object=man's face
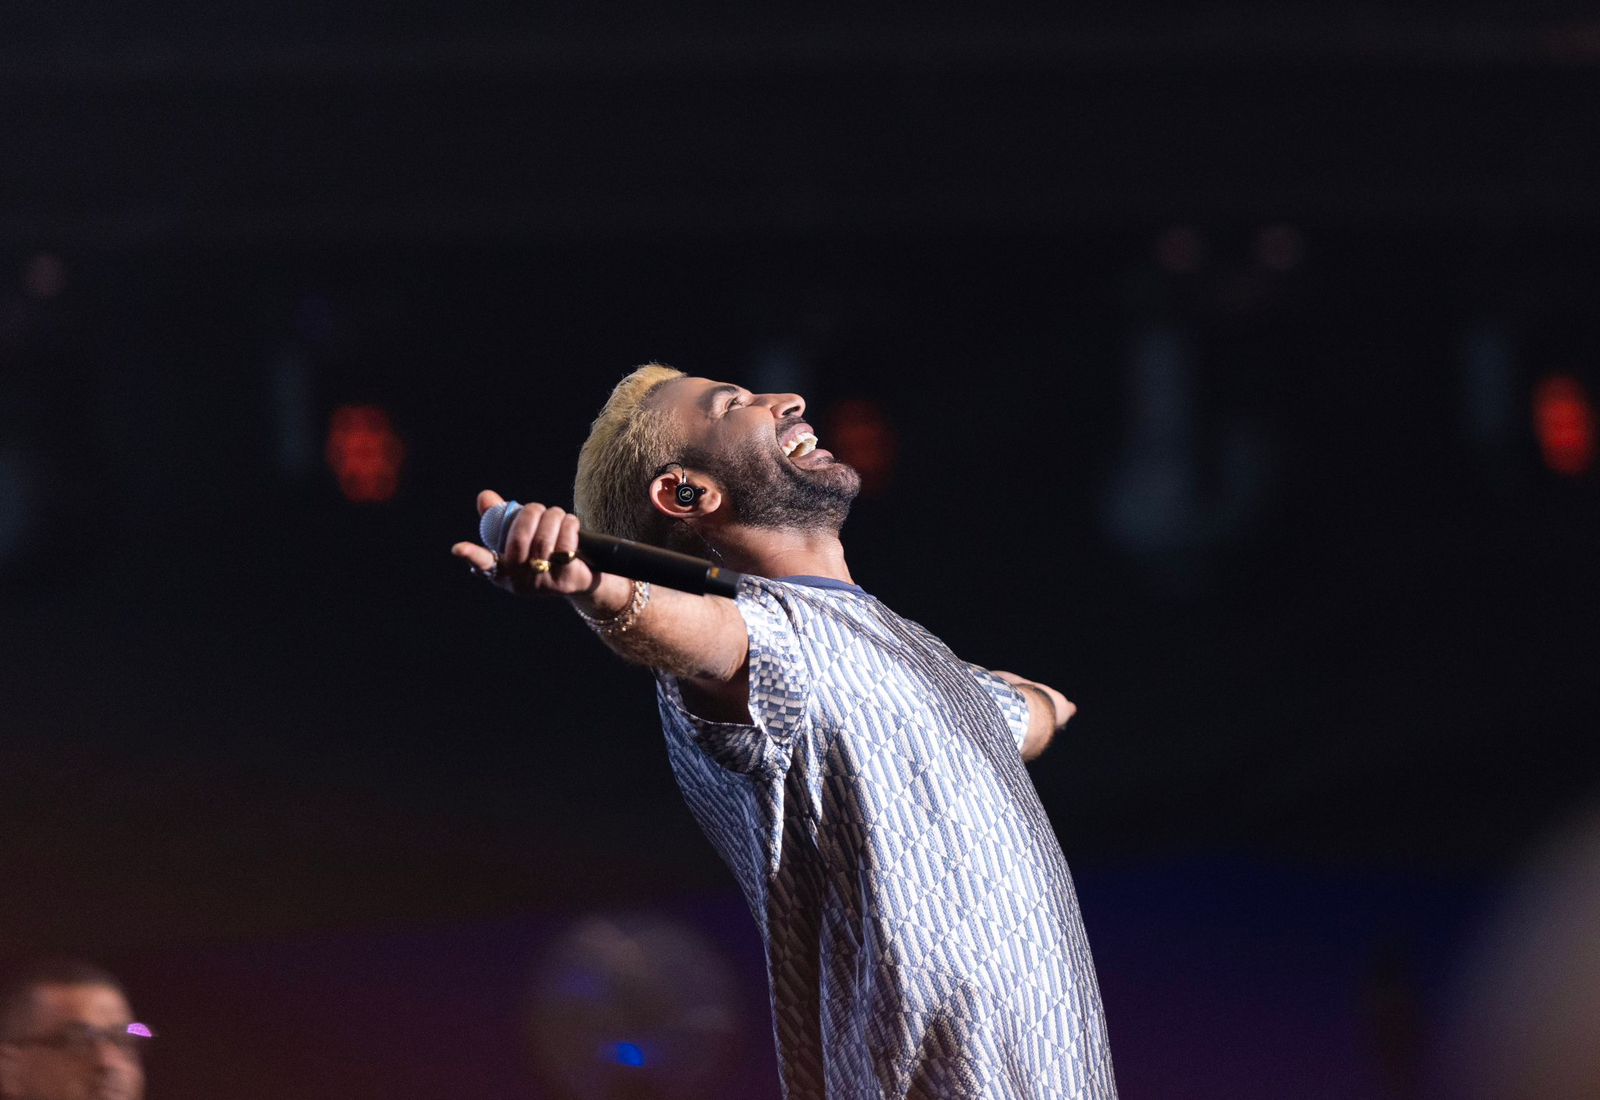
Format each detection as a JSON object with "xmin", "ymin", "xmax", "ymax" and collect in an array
[
  {"xmin": 652, "ymin": 376, "xmax": 861, "ymax": 533},
  {"xmin": 0, "ymin": 985, "xmax": 145, "ymax": 1100}
]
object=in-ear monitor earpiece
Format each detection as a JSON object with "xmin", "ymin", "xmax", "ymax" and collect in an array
[{"xmin": 656, "ymin": 461, "xmax": 707, "ymax": 508}]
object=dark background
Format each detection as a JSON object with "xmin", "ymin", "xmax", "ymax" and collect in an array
[{"xmin": 2, "ymin": 3, "xmax": 1598, "ymax": 1097}]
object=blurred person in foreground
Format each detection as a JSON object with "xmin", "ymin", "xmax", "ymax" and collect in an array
[
  {"xmin": 0, "ymin": 960, "xmax": 148, "ymax": 1100},
  {"xmin": 453, "ymin": 365, "xmax": 1117, "ymax": 1099},
  {"xmin": 1446, "ymin": 807, "xmax": 1600, "ymax": 1100}
]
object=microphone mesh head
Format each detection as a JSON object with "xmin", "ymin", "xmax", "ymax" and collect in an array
[{"xmin": 478, "ymin": 501, "xmax": 522, "ymax": 554}]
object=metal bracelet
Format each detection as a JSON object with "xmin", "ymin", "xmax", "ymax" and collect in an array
[{"xmin": 573, "ymin": 579, "xmax": 651, "ymax": 635}]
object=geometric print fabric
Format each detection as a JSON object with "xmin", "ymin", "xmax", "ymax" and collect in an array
[{"xmin": 655, "ymin": 577, "xmax": 1118, "ymax": 1099}]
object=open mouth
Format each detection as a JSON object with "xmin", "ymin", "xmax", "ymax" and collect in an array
[
  {"xmin": 778, "ymin": 419, "xmax": 822, "ymax": 459},
  {"xmin": 781, "ymin": 431, "xmax": 819, "ymax": 459},
  {"xmin": 778, "ymin": 420, "xmax": 834, "ymax": 468}
]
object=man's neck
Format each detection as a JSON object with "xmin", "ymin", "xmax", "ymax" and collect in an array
[{"xmin": 705, "ymin": 524, "xmax": 854, "ymax": 585}]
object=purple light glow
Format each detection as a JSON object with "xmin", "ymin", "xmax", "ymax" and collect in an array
[{"xmin": 126, "ymin": 1023, "xmax": 152, "ymax": 1039}]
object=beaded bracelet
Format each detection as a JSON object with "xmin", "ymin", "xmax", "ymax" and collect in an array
[{"xmin": 573, "ymin": 579, "xmax": 651, "ymax": 636}]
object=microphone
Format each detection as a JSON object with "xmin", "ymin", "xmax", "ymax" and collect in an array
[{"xmin": 478, "ymin": 501, "xmax": 744, "ymax": 598}]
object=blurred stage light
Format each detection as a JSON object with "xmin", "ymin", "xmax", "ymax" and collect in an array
[
  {"xmin": 610, "ymin": 1041, "xmax": 646, "ymax": 1067},
  {"xmin": 1532, "ymin": 375, "xmax": 1595, "ymax": 477},
  {"xmin": 22, "ymin": 253, "xmax": 66, "ymax": 300},
  {"xmin": 1154, "ymin": 226, "xmax": 1205, "ymax": 273},
  {"xmin": 525, "ymin": 911, "xmax": 740, "ymax": 1100},
  {"xmin": 1254, "ymin": 224, "xmax": 1304, "ymax": 272},
  {"xmin": 325, "ymin": 404, "xmax": 405, "ymax": 503},
  {"xmin": 827, "ymin": 398, "xmax": 897, "ymax": 495}
]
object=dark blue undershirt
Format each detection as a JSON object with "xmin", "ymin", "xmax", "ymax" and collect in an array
[{"xmin": 777, "ymin": 575, "xmax": 871, "ymax": 596}]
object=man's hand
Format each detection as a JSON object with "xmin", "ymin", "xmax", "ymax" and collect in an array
[
  {"xmin": 451, "ymin": 489, "xmax": 610, "ymax": 599},
  {"xmin": 993, "ymin": 671, "xmax": 1077, "ymax": 761},
  {"xmin": 451, "ymin": 489, "xmax": 750, "ymax": 688}
]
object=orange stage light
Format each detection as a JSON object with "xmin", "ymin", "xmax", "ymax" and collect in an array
[
  {"xmin": 326, "ymin": 405, "xmax": 405, "ymax": 502},
  {"xmin": 1533, "ymin": 375, "xmax": 1595, "ymax": 477},
  {"xmin": 828, "ymin": 399, "xmax": 897, "ymax": 496}
]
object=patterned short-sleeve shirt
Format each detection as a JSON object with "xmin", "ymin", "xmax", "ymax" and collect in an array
[{"xmin": 655, "ymin": 576, "xmax": 1117, "ymax": 1100}]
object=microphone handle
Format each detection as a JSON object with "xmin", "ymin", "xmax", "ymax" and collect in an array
[{"xmin": 577, "ymin": 529, "xmax": 744, "ymax": 598}]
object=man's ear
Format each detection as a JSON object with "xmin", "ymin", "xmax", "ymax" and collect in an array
[{"xmin": 647, "ymin": 471, "xmax": 722, "ymax": 520}]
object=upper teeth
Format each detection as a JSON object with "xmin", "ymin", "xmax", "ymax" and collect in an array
[{"xmin": 783, "ymin": 432, "xmax": 818, "ymax": 458}]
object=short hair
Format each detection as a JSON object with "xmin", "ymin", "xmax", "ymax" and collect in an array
[
  {"xmin": 573, "ymin": 363, "xmax": 686, "ymax": 545},
  {"xmin": 0, "ymin": 958, "xmax": 125, "ymax": 1038}
]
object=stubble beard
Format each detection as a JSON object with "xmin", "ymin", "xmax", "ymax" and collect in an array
[{"xmin": 702, "ymin": 437, "xmax": 862, "ymax": 536}]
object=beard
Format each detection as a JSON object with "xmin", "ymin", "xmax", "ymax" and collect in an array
[{"xmin": 694, "ymin": 436, "xmax": 861, "ymax": 535}]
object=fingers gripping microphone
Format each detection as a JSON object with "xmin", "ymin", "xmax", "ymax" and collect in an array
[{"xmin": 479, "ymin": 501, "xmax": 743, "ymax": 598}]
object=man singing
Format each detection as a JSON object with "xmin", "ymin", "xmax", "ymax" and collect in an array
[{"xmin": 452, "ymin": 364, "xmax": 1117, "ymax": 1099}]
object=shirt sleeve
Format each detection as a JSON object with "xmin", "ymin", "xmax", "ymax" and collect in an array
[
  {"xmin": 654, "ymin": 576, "xmax": 810, "ymax": 777},
  {"xmin": 965, "ymin": 664, "xmax": 1033, "ymax": 751}
]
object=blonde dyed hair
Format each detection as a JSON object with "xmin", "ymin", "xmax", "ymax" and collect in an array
[{"xmin": 573, "ymin": 363, "xmax": 686, "ymax": 544}]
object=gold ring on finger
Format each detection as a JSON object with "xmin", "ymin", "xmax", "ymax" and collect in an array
[{"xmin": 530, "ymin": 558, "xmax": 551, "ymax": 574}]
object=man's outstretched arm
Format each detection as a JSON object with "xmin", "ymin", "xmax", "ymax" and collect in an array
[
  {"xmin": 451, "ymin": 491, "xmax": 751, "ymax": 700},
  {"xmin": 991, "ymin": 671, "xmax": 1077, "ymax": 761}
]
